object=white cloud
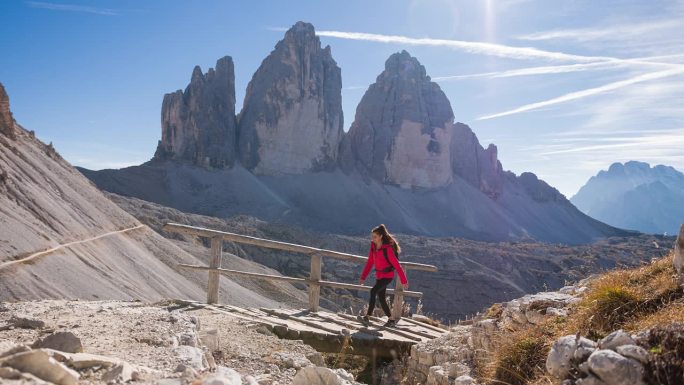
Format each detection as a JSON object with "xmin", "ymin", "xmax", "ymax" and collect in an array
[
  {"xmin": 26, "ymin": 1, "xmax": 118, "ymax": 15},
  {"xmin": 434, "ymin": 54, "xmax": 684, "ymax": 81},
  {"xmin": 315, "ymin": 30, "xmax": 616, "ymax": 62},
  {"xmin": 516, "ymin": 19, "xmax": 684, "ymax": 42}
]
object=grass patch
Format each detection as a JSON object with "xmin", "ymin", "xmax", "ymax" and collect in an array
[
  {"xmin": 476, "ymin": 252, "xmax": 683, "ymax": 385},
  {"xmin": 492, "ymin": 336, "xmax": 548, "ymax": 385}
]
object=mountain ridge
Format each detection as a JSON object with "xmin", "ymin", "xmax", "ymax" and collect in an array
[
  {"xmin": 79, "ymin": 21, "xmax": 635, "ymax": 244},
  {"xmin": 571, "ymin": 160, "xmax": 684, "ymax": 235}
]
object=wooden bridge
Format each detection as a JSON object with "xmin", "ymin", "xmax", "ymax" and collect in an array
[{"xmin": 165, "ymin": 223, "xmax": 445, "ymax": 357}]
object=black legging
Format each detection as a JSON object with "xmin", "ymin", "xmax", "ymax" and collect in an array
[{"xmin": 367, "ymin": 278, "xmax": 393, "ymax": 317}]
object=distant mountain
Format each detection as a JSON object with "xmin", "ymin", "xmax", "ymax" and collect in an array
[
  {"xmin": 571, "ymin": 161, "xmax": 684, "ymax": 235},
  {"xmin": 80, "ymin": 21, "xmax": 634, "ymax": 245}
]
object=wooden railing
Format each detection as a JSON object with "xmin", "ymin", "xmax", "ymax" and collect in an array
[{"xmin": 164, "ymin": 223, "xmax": 438, "ymax": 319}]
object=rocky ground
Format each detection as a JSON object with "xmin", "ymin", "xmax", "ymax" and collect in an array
[
  {"xmin": 387, "ymin": 238, "xmax": 684, "ymax": 385},
  {"xmin": 0, "ymin": 299, "xmax": 361, "ymax": 385}
]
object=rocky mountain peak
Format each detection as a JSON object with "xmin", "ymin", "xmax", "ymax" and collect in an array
[
  {"xmin": 238, "ymin": 21, "xmax": 343, "ymax": 175},
  {"xmin": 153, "ymin": 56, "xmax": 237, "ymax": 168},
  {"xmin": 339, "ymin": 50, "xmax": 455, "ymax": 189},
  {"xmin": 381, "ymin": 50, "xmax": 428, "ymax": 80},
  {"xmin": 0, "ymin": 82, "xmax": 16, "ymax": 139}
]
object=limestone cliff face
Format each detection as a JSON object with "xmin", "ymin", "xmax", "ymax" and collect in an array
[
  {"xmin": 339, "ymin": 50, "xmax": 455, "ymax": 189},
  {"xmin": 450, "ymin": 122, "xmax": 504, "ymax": 199},
  {"xmin": 238, "ymin": 21, "xmax": 343, "ymax": 175},
  {"xmin": 154, "ymin": 56, "xmax": 237, "ymax": 168},
  {"xmin": 0, "ymin": 83, "xmax": 16, "ymax": 139}
]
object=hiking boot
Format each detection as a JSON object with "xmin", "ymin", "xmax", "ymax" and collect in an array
[
  {"xmin": 383, "ymin": 319, "xmax": 397, "ymax": 327},
  {"xmin": 357, "ymin": 315, "xmax": 370, "ymax": 325}
]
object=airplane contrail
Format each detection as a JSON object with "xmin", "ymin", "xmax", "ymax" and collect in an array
[{"xmin": 476, "ymin": 67, "xmax": 684, "ymax": 120}]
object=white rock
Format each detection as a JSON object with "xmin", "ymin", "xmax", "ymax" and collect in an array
[
  {"xmin": 174, "ymin": 345, "xmax": 205, "ymax": 369},
  {"xmin": 293, "ymin": 366, "xmax": 360, "ymax": 385},
  {"xmin": 306, "ymin": 352, "xmax": 325, "ymax": 366},
  {"xmin": 0, "ymin": 349, "xmax": 79, "ymax": 385},
  {"xmin": 587, "ymin": 349, "xmax": 646, "ymax": 385},
  {"xmin": 546, "ymin": 335, "xmax": 596, "ymax": 380},
  {"xmin": 244, "ymin": 375, "xmax": 259, "ymax": 385},
  {"xmin": 599, "ymin": 330, "xmax": 636, "ymax": 351},
  {"xmin": 559, "ymin": 286, "xmax": 577, "ymax": 295},
  {"xmin": 616, "ymin": 345, "xmax": 650, "ymax": 364},
  {"xmin": 270, "ymin": 351, "xmax": 312, "ymax": 369},
  {"xmin": 202, "ymin": 366, "xmax": 242, "ymax": 385},
  {"xmin": 454, "ymin": 375, "xmax": 476, "ymax": 385},
  {"xmin": 57, "ymin": 351, "xmax": 120, "ymax": 369}
]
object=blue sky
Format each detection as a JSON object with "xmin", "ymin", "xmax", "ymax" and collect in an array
[{"xmin": 1, "ymin": 0, "xmax": 683, "ymax": 197}]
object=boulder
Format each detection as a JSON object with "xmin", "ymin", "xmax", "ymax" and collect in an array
[
  {"xmin": 8, "ymin": 315, "xmax": 46, "ymax": 329},
  {"xmin": 293, "ymin": 366, "xmax": 359, "ymax": 385},
  {"xmin": 0, "ymin": 349, "xmax": 79, "ymax": 385},
  {"xmin": 502, "ymin": 292, "xmax": 574, "ymax": 330},
  {"xmin": 32, "ymin": 331, "xmax": 83, "ymax": 353},
  {"xmin": 615, "ymin": 345, "xmax": 650, "ymax": 365},
  {"xmin": 587, "ymin": 349, "xmax": 646, "ymax": 385},
  {"xmin": 270, "ymin": 351, "xmax": 313, "ymax": 369},
  {"xmin": 546, "ymin": 335, "xmax": 597, "ymax": 380},
  {"xmin": 598, "ymin": 330, "xmax": 636, "ymax": 351},
  {"xmin": 174, "ymin": 345, "xmax": 205, "ymax": 369}
]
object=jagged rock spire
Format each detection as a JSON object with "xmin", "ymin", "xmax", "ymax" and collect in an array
[
  {"xmin": 238, "ymin": 21, "xmax": 343, "ymax": 175},
  {"xmin": 154, "ymin": 56, "xmax": 237, "ymax": 168}
]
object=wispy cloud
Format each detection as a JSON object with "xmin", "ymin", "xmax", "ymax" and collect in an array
[
  {"xmin": 476, "ymin": 67, "xmax": 684, "ymax": 120},
  {"xmin": 314, "ymin": 30, "xmax": 616, "ymax": 63},
  {"xmin": 434, "ymin": 54, "xmax": 684, "ymax": 81},
  {"xmin": 516, "ymin": 19, "xmax": 684, "ymax": 42},
  {"xmin": 532, "ymin": 132, "xmax": 684, "ymax": 156},
  {"xmin": 26, "ymin": 1, "xmax": 118, "ymax": 16}
]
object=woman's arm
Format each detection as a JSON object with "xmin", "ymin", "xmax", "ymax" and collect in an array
[
  {"xmin": 360, "ymin": 243, "xmax": 375, "ymax": 282},
  {"xmin": 387, "ymin": 247, "xmax": 408, "ymax": 285}
]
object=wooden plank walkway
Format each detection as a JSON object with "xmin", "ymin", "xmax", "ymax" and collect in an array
[{"xmin": 174, "ymin": 300, "xmax": 448, "ymax": 358}]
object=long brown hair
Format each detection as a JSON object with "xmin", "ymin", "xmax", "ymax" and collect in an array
[{"xmin": 372, "ymin": 224, "xmax": 401, "ymax": 253}]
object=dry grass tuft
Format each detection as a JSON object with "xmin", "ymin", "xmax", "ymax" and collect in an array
[
  {"xmin": 568, "ymin": 253, "xmax": 680, "ymax": 336},
  {"xmin": 477, "ymin": 252, "xmax": 683, "ymax": 385}
]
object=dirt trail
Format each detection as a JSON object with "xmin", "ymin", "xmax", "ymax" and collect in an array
[{"xmin": 0, "ymin": 224, "xmax": 145, "ymax": 270}]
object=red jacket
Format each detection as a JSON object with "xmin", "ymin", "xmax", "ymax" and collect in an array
[{"xmin": 360, "ymin": 241, "xmax": 408, "ymax": 285}]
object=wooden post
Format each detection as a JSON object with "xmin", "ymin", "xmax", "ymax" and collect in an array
[
  {"xmin": 391, "ymin": 269, "xmax": 406, "ymax": 320},
  {"xmin": 308, "ymin": 253, "xmax": 322, "ymax": 312},
  {"xmin": 207, "ymin": 236, "xmax": 223, "ymax": 304}
]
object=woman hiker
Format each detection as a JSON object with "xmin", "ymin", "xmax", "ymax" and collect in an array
[{"xmin": 358, "ymin": 224, "xmax": 409, "ymax": 327}]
